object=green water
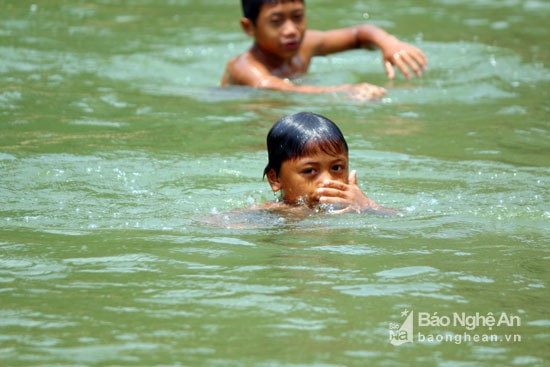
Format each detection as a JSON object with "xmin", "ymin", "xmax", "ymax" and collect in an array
[{"xmin": 1, "ymin": 0, "xmax": 548, "ymax": 366}]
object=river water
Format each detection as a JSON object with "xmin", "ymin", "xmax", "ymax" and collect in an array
[{"xmin": 1, "ymin": 0, "xmax": 548, "ymax": 366}]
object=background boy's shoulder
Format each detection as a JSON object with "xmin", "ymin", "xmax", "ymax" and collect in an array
[{"xmin": 221, "ymin": 50, "xmax": 262, "ymax": 86}]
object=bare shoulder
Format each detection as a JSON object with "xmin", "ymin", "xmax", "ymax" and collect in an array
[
  {"xmin": 221, "ymin": 54, "xmax": 247, "ymax": 86},
  {"xmin": 220, "ymin": 51, "xmax": 270, "ymax": 87},
  {"xmin": 220, "ymin": 56, "xmax": 236, "ymax": 86}
]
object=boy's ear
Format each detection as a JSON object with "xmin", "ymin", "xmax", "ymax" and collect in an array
[
  {"xmin": 266, "ymin": 169, "xmax": 281, "ymax": 193},
  {"xmin": 240, "ymin": 17, "xmax": 255, "ymax": 37}
]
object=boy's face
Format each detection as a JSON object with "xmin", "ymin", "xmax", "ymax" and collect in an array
[
  {"xmin": 246, "ymin": 1, "xmax": 306, "ymax": 59},
  {"xmin": 267, "ymin": 147, "xmax": 349, "ymax": 205}
]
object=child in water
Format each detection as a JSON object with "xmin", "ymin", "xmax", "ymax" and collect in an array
[
  {"xmin": 221, "ymin": 0, "xmax": 427, "ymax": 99},
  {"xmin": 260, "ymin": 112, "xmax": 396, "ymax": 215}
]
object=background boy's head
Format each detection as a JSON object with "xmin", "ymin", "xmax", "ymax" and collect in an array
[
  {"xmin": 242, "ymin": 0, "xmax": 304, "ymax": 25},
  {"xmin": 264, "ymin": 112, "xmax": 348, "ymax": 177}
]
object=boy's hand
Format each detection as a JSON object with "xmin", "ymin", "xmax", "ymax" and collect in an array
[
  {"xmin": 346, "ymin": 83, "xmax": 387, "ymax": 100},
  {"xmin": 381, "ymin": 36, "xmax": 427, "ymax": 80},
  {"xmin": 316, "ymin": 170, "xmax": 380, "ymax": 213}
]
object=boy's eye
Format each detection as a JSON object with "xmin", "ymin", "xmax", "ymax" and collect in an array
[
  {"xmin": 270, "ymin": 17, "xmax": 283, "ymax": 26},
  {"xmin": 292, "ymin": 14, "xmax": 304, "ymax": 23},
  {"xmin": 301, "ymin": 168, "xmax": 316, "ymax": 175},
  {"xmin": 332, "ymin": 165, "xmax": 345, "ymax": 172}
]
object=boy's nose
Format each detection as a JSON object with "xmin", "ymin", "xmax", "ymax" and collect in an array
[
  {"xmin": 317, "ymin": 171, "xmax": 333, "ymax": 184},
  {"xmin": 282, "ymin": 20, "xmax": 298, "ymax": 36}
]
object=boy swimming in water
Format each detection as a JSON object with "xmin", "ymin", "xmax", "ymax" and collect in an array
[
  {"xmin": 261, "ymin": 112, "xmax": 395, "ymax": 214},
  {"xmin": 221, "ymin": 0, "xmax": 427, "ymax": 99}
]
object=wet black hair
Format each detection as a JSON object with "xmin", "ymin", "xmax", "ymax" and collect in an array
[
  {"xmin": 242, "ymin": 0, "xmax": 304, "ymax": 25},
  {"xmin": 264, "ymin": 112, "xmax": 348, "ymax": 177}
]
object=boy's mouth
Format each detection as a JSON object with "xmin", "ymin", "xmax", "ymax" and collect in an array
[{"xmin": 283, "ymin": 41, "xmax": 300, "ymax": 51}]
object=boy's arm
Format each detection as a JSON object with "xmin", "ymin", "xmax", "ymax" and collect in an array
[
  {"xmin": 222, "ymin": 53, "xmax": 386, "ymax": 99},
  {"xmin": 306, "ymin": 25, "xmax": 427, "ymax": 80}
]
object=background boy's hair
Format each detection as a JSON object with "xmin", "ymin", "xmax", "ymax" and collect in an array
[
  {"xmin": 264, "ymin": 112, "xmax": 348, "ymax": 177},
  {"xmin": 242, "ymin": 0, "xmax": 304, "ymax": 25}
]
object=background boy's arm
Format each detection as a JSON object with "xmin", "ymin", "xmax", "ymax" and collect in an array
[
  {"xmin": 223, "ymin": 53, "xmax": 386, "ymax": 99},
  {"xmin": 306, "ymin": 25, "xmax": 427, "ymax": 80}
]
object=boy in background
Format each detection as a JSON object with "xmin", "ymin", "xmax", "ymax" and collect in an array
[{"xmin": 221, "ymin": 0, "xmax": 427, "ymax": 100}]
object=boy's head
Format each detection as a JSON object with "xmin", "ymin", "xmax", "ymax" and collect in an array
[
  {"xmin": 264, "ymin": 112, "xmax": 349, "ymax": 204},
  {"xmin": 240, "ymin": 0, "xmax": 306, "ymax": 60},
  {"xmin": 264, "ymin": 112, "xmax": 348, "ymax": 177},
  {"xmin": 242, "ymin": 0, "xmax": 305, "ymax": 25}
]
